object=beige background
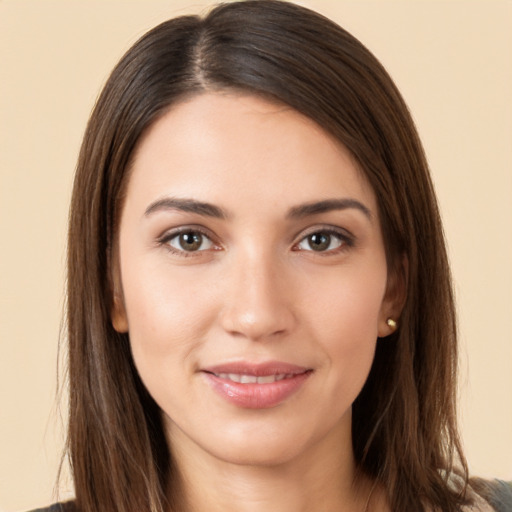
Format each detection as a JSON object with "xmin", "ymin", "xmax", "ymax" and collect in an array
[{"xmin": 1, "ymin": 0, "xmax": 511, "ymax": 510}]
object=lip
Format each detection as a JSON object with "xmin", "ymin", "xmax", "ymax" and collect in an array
[{"xmin": 201, "ymin": 361, "xmax": 312, "ymax": 409}]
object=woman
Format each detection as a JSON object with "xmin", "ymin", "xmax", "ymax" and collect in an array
[{"xmin": 32, "ymin": 1, "xmax": 511, "ymax": 511}]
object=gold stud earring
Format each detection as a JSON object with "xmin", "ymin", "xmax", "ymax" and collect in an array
[{"xmin": 386, "ymin": 318, "xmax": 397, "ymax": 332}]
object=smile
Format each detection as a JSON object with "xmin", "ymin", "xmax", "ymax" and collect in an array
[
  {"xmin": 201, "ymin": 362, "xmax": 312, "ymax": 409},
  {"xmin": 212, "ymin": 373, "xmax": 295, "ymax": 384}
]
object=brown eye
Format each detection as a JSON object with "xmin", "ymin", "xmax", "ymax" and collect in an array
[
  {"xmin": 307, "ymin": 233, "xmax": 330, "ymax": 251},
  {"xmin": 168, "ymin": 231, "xmax": 213, "ymax": 252},
  {"xmin": 297, "ymin": 231, "xmax": 345, "ymax": 252}
]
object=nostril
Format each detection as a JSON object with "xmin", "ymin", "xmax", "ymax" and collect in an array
[{"xmin": 219, "ymin": 304, "xmax": 295, "ymax": 341}]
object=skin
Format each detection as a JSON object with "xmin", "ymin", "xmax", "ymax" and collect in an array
[{"xmin": 112, "ymin": 92, "xmax": 397, "ymax": 512}]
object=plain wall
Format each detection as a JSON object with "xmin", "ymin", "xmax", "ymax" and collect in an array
[{"xmin": 1, "ymin": 1, "xmax": 511, "ymax": 510}]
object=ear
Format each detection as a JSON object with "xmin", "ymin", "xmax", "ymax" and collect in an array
[
  {"xmin": 378, "ymin": 255, "xmax": 408, "ymax": 338},
  {"xmin": 110, "ymin": 251, "xmax": 129, "ymax": 333},
  {"xmin": 111, "ymin": 294, "xmax": 129, "ymax": 333}
]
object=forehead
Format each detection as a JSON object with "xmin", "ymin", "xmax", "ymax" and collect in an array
[{"xmin": 126, "ymin": 92, "xmax": 377, "ymax": 217}]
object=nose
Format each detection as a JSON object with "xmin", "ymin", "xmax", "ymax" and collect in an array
[{"xmin": 219, "ymin": 251, "xmax": 296, "ymax": 342}]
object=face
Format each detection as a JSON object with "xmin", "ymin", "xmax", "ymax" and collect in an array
[{"xmin": 113, "ymin": 92, "xmax": 398, "ymax": 468}]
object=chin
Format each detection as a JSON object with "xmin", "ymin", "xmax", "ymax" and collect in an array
[
  {"xmin": 201, "ymin": 415, "xmax": 342, "ymax": 469},
  {"xmin": 207, "ymin": 437, "xmax": 308, "ymax": 468}
]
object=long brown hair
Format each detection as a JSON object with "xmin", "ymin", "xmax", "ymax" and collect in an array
[{"xmin": 66, "ymin": 1, "xmax": 468, "ymax": 510}]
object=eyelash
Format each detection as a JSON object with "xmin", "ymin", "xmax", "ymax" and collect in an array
[
  {"xmin": 158, "ymin": 226, "xmax": 355, "ymax": 257},
  {"xmin": 292, "ymin": 227, "xmax": 355, "ymax": 255},
  {"xmin": 158, "ymin": 227, "xmax": 220, "ymax": 258}
]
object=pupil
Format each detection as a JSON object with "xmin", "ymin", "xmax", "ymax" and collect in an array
[
  {"xmin": 180, "ymin": 232, "xmax": 202, "ymax": 251},
  {"xmin": 309, "ymin": 233, "xmax": 330, "ymax": 251}
]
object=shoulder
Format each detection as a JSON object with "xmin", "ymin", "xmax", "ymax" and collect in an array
[
  {"xmin": 27, "ymin": 502, "xmax": 76, "ymax": 512},
  {"xmin": 467, "ymin": 478, "xmax": 512, "ymax": 512}
]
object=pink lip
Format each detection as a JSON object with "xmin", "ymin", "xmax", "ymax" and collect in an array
[{"xmin": 201, "ymin": 361, "xmax": 312, "ymax": 409}]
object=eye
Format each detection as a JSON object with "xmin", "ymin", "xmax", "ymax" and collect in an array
[
  {"xmin": 296, "ymin": 230, "xmax": 349, "ymax": 253},
  {"xmin": 166, "ymin": 230, "xmax": 215, "ymax": 253}
]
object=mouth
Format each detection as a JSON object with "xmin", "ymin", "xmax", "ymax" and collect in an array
[
  {"xmin": 201, "ymin": 361, "xmax": 313, "ymax": 409},
  {"xmin": 208, "ymin": 372, "xmax": 299, "ymax": 384}
]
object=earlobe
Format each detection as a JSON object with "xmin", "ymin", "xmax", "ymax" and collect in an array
[
  {"xmin": 378, "ymin": 255, "xmax": 408, "ymax": 338},
  {"xmin": 386, "ymin": 318, "xmax": 397, "ymax": 332},
  {"xmin": 378, "ymin": 315, "xmax": 399, "ymax": 338},
  {"xmin": 111, "ymin": 294, "xmax": 129, "ymax": 333}
]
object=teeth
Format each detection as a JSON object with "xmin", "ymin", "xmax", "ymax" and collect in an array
[
  {"xmin": 216, "ymin": 373, "xmax": 290, "ymax": 384},
  {"xmin": 257, "ymin": 375, "xmax": 277, "ymax": 384}
]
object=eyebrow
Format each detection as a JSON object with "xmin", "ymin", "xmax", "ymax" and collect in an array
[
  {"xmin": 144, "ymin": 197, "xmax": 228, "ymax": 219},
  {"xmin": 144, "ymin": 197, "xmax": 372, "ymax": 221},
  {"xmin": 287, "ymin": 198, "xmax": 372, "ymax": 220}
]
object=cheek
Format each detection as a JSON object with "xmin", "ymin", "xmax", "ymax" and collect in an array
[
  {"xmin": 121, "ymin": 261, "xmax": 218, "ymax": 364},
  {"xmin": 303, "ymin": 263, "xmax": 387, "ymax": 388},
  {"xmin": 305, "ymin": 260, "xmax": 387, "ymax": 338}
]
